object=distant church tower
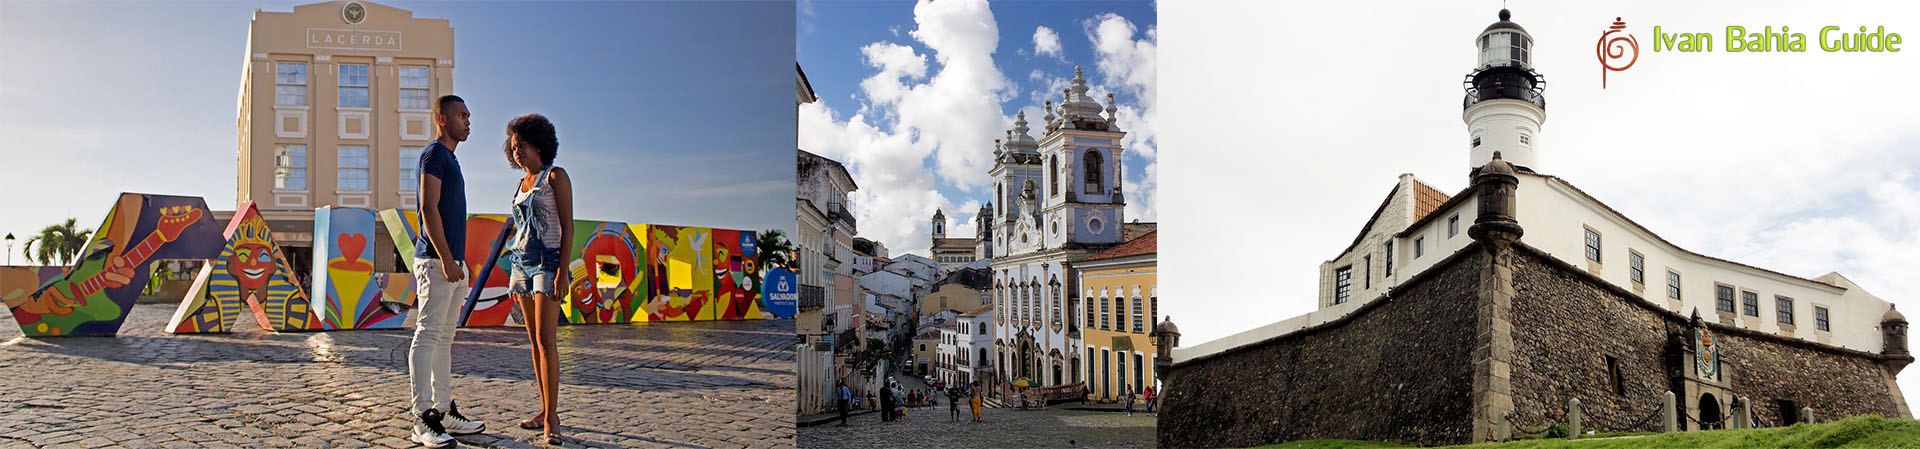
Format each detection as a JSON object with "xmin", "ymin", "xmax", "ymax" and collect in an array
[
  {"xmin": 1464, "ymin": 9, "xmax": 1546, "ymax": 171},
  {"xmin": 932, "ymin": 209, "xmax": 947, "ymax": 240}
]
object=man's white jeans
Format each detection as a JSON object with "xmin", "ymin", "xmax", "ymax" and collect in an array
[{"xmin": 410, "ymin": 258, "xmax": 470, "ymax": 421}]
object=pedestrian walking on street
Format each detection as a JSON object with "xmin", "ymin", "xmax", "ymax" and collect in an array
[
  {"xmin": 407, "ymin": 95, "xmax": 487, "ymax": 448},
  {"xmin": 1083, "ymin": 384, "xmax": 1092, "ymax": 405},
  {"xmin": 835, "ymin": 380, "xmax": 852, "ymax": 427},
  {"xmin": 969, "ymin": 391, "xmax": 983, "ymax": 422},
  {"xmin": 503, "ymin": 113, "xmax": 573, "ymax": 446},
  {"xmin": 946, "ymin": 387, "xmax": 962, "ymax": 422},
  {"xmin": 1124, "ymin": 387, "xmax": 1136, "ymax": 416},
  {"xmin": 878, "ymin": 383, "xmax": 895, "ymax": 423},
  {"xmin": 1144, "ymin": 386, "xmax": 1156, "ymax": 413}
]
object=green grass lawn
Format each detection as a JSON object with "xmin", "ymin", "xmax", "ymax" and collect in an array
[{"xmin": 1253, "ymin": 416, "xmax": 1920, "ymax": 449}]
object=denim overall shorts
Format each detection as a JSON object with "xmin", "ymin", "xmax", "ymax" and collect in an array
[{"xmin": 508, "ymin": 167, "xmax": 561, "ymax": 295}]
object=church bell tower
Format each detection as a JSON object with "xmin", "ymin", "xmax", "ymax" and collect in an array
[{"xmin": 1464, "ymin": 9, "xmax": 1547, "ymax": 172}]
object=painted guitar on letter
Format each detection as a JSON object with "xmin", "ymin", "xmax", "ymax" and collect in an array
[{"xmin": 24, "ymin": 206, "xmax": 204, "ymax": 335}]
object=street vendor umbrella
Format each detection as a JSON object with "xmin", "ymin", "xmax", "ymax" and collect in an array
[{"xmin": 1011, "ymin": 377, "xmax": 1034, "ymax": 388}]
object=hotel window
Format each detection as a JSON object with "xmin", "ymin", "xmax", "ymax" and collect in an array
[
  {"xmin": 1131, "ymin": 295, "xmax": 1143, "ymax": 334},
  {"xmin": 1334, "ymin": 266, "xmax": 1352, "ymax": 305},
  {"xmin": 1149, "ymin": 295, "xmax": 1157, "ymax": 329},
  {"xmin": 1448, "ymin": 215, "xmax": 1460, "ymax": 238},
  {"xmin": 339, "ymin": 64, "xmax": 370, "ymax": 108},
  {"xmin": 1629, "ymin": 251, "xmax": 1645, "ymax": 284},
  {"xmin": 337, "ymin": 146, "xmax": 370, "ymax": 191},
  {"xmin": 1113, "ymin": 296, "xmax": 1125, "ymax": 332},
  {"xmin": 1815, "ymin": 306, "xmax": 1830, "ymax": 332},
  {"xmin": 1743, "ymin": 291, "xmax": 1760, "ymax": 317},
  {"xmin": 1584, "ymin": 228, "xmax": 1602, "ymax": 262},
  {"xmin": 1666, "ymin": 271, "xmax": 1682, "ymax": 300},
  {"xmin": 275, "ymin": 62, "xmax": 307, "ymax": 106},
  {"xmin": 274, "ymin": 145, "xmax": 307, "ymax": 189},
  {"xmin": 1414, "ymin": 237, "xmax": 1425, "ymax": 258},
  {"xmin": 1716, "ymin": 285, "xmax": 1735, "ymax": 313},
  {"xmin": 1384, "ymin": 241, "xmax": 1394, "ymax": 276},
  {"xmin": 399, "ymin": 66, "xmax": 431, "ymax": 110},
  {"xmin": 1777, "ymin": 296, "xmax": 1795, "ymax": 325},
  {"xmin": 399, "ymin": 146, "xmax": 423, "ymax": 192}
]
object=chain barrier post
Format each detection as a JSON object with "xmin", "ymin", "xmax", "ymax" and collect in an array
[
  {"xmin": 1568, "ymin": 398, "xmax": 1582, "ymax": 439},
  {"xmin": 1663, "ymin": 390, "xmax": 1678, "ymax": 433},
  {"xmin": 1800, "ymin": 406, "xmax": 1814, "ymax": 424}
]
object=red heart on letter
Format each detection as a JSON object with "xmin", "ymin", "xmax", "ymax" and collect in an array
[{"xmin": 340, "ymin": 233, "xmax": 367, "ymax": 261}]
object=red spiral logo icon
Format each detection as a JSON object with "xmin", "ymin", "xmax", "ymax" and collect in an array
[{"xmin": 1597, "ymin": 17, "xmax": 1638, "ymax": 89}]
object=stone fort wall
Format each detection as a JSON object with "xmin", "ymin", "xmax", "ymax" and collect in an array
[
  {"xmin": 1507, "ymin": 244, "xmax": 1906, "ymax": 431},
  {"xmin": 1158, "ymin": 247, "xmax": 1486, "ymax": 448}
]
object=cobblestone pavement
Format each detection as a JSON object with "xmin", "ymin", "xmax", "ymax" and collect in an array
[
  {"xmin": 0, "ymin": 303, "xmax": 796, "ymax": 448},
  {"xmin": 797, "ymin": 389, "xmax": 1155, "ymax": 449}
]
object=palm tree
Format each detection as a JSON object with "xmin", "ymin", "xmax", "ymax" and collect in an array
[
  {"xmin": 754, "ymin": 229, "xmax": 796, "ymax": 272},
  {"xmin": 21, "ymin": 218, "xmax": 91, "ymax": 266}
]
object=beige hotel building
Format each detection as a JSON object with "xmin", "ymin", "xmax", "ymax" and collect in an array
[{"xmin": 236, "ymin": 1, "xmax": 452, "ymax": 271}]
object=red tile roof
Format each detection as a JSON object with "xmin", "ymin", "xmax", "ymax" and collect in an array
[{"xmin": 1087, "ymin": 231, "xmax": 1156, "ymax": 261}]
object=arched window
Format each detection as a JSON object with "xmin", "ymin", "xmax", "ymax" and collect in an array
[
  {"xmin": 1083, "ymin": 150, "xmax": 1104, "ymax": 194},
  {"xmin": 997, "ymin": 183, "xmax": 1004, "ymax": 214},
  {"xmin": 1049, "ymin": 155, "xmax": 1059, "ymax": 196}
]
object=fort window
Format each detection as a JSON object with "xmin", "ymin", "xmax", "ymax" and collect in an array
[
  {"xmin": 1605, "ymin": 355, "xmax": 1624, "ymax": 395},
  {"xmin": 275, "ymin": 62, "xmax": 308, "ymax": 106},
  {"xmin": 1716, "ymin": 285, "xmax": 1736, "ymax": 313},
  {"xmin": 1667, "ymin": 270, "xmax": 1682, "ymax": 300},
  {"xmin": 1384, "ymin": 242, "xmax": 1395, "ymax": 276},
  {"xmin": 1815, "ymin": 305, "xmax": 1830, "ymax": 332},
  {"xmin": 1584, "ymin": 227, "xmax": 1602, "ymax": 262},
  {"xmin": 1742, "ymin": 290, "xmax": 1760, "ymax": 317},
  {"xmin": 1777, "ymin": 296, "xmax": 1796, "ymax": 325},
  {"xmin": 1362, "ymin": 255, "xmax": 1372, "ymax": 289},
  {"xmin": 1448, "ymin": 215, "xmax": 1460, "ymax": 237},
  {"xmin": 1334, "ymin": 266, "xmax": 1353, "ymax": 304},
  {"xmin": 1414, "ymin": 237, "xmax": 1425, "ymax": 258},
  {"xmin": 1629, "ymin": 250, "xmax": 1644, "ymax": 284}
]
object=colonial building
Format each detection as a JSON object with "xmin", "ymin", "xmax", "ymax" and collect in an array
[
  {"xmin": 930, "ymin": 210, "xmax": 976, "ymax": 272},
  {"xmin": 924, "ymin": 266, "xmax": 991, "ymax": 315},
  {"xmin": 1079, "ymin": 231, "xmax": 1157, "ymax": 402},
  {"xmin": 237, "ymin": 0, "xmax": 452, "ymax": 273},
  {"xmin": 1161, "ymin": 10, "xmax": 1912, "ymax": 447},
  {"xmin": 992, "ymin": 66, "xmax": 1130, "ymax": 394},
  {"xmin": 940, "ymin": 304, "xmax": 995, "ymax": 387}
]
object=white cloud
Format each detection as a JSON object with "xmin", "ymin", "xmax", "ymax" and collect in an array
[
  {"xmin": 1033, "ymin": 25, "xmax": 1063, "ymax": 60},
  {"xmin": 1084, "ymin": 12, "xmax": 1159, "ymax": 221}
]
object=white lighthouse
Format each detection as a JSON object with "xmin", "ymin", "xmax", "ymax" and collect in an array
[{"xmin": 1463, "ymin": 9, "xmax": 1546, "ymax": 171}]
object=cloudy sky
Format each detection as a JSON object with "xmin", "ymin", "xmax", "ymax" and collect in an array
[
  {"xmin": 0, "ymin": 1, "xmax": 795, "ymax": 253},
  {"xmin": 798, "ymin": 0, "xmax": 1157, "ymax": 257},
  {"xmin": 1161, "ymin": 0, "xmax": 1920, "ymax": 394}
]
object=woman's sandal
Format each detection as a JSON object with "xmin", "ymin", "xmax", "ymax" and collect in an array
[
  {"xmin": 543, "ymin": 433, "xmax": 563, "ymax": 445},
  {"xmin": 519, "ymin": 415, "xmax": 545, "ymax": 430}
]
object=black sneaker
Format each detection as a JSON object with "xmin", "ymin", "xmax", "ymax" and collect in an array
[{"xmin": 411, "ymin": 409, "xmax": 455, "ymax": 448}]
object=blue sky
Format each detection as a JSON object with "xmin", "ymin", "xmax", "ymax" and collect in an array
[
  {"xmin": 798, "ymin": 0, "xmax": 1157, "ymax": 256},
  {"xmin": 0, "ymin": 1, "xmax": 794, "ymax": 252}
]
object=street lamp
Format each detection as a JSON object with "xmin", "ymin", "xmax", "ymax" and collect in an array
[{"xmin": 4, "ymin": 233, "xmax": 13, "ymax": 266}]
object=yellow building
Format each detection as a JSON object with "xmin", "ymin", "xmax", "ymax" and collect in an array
[
  {"xmin": 1078, "ymin": 231, "xmax": 1157, "ymax": 403},
  {"xmin": 237, "ymin": 1, "xmax": 454, "ymax": 270},
  {"xmin": 922, "ymin": 267, "xmax": 991, "ymax": 314}
]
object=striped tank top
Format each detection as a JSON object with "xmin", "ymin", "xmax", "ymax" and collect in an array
[{"xmin": 510, "ymin": 166, "xmax": 563, "ymax": 251}]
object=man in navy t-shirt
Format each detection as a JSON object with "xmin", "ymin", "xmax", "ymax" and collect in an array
[{"xmin": 406, "ymin": 94, "xmax": 486, "ymax": 447}]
